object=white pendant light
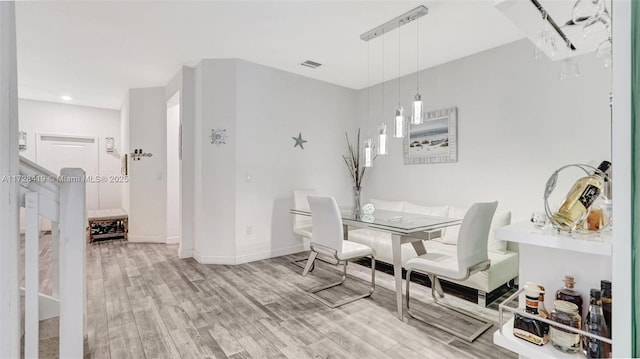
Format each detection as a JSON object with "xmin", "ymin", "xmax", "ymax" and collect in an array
[
  {"xmin": 393, "ymin": 22, "xmax": 404, "ymax": 138},
  {"xmin": 378, "ymin": 123, "xmax": 388, "ymax": 155},
  {"xmin": 394, "ymin": 108, "xmax": 404, "ymax": 138},
  {"xmin": 364, "ymin": 138, "xmax": 374, "ymax": 167},
  {"xmin": 412, "ymin": 93, "xmax": 423, "ymax": 125},
  {"xmin": 411, "ymin": 18, "xmax": 423, "ymax": 125}
]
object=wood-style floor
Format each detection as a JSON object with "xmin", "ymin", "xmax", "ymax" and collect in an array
[{"xmin": 30, "ymin": 238, "xmax": 517, "ymax": 358}]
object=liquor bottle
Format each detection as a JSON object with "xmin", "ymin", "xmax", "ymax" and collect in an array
[
  {"xmin": 553, "ymin": 161, "xmax": 612, "ymax": 231},
  {"xmin": 513, "ymin": 283, "xmax": 549, "ymax": 345},
  {"xmin": 555, "ymin": 275, "xmax": 584, "ymax": 318},
  {"xmin": 537, "ymin": 285, "xmax": 550, "ymax": 320},
  {"xmin": 582, "ymin": 289, "xmax": 610, "ymax": 358},
  {"xmin": 601, "ymin": 280, "xmax": 612, "ymax": 358},
  {"xmin": 601, "ymin": 280, "xmax": 612, "ymax": 334},
  {"xmin": 549, "ymin": 300, "xmax": 581, "ymax": 353}
]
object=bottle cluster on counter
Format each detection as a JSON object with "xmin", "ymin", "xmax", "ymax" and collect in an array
[{"xmin": 512, "ymin": 277, "xmax": 612, "ymax": 358}]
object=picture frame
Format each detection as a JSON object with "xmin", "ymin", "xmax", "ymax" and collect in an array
[{"xmin": 403, "ymin": 107, "xmax": 458, "ymax": 165}]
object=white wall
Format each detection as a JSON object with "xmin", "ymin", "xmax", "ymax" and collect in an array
[
  {"xmin": 358, "ymin": 39, "xmax": 611, "ymax": 222},
  {"xmin": 126, "ymin": 87, "xmax": 167, "ymax": 243},
  {"xmin": 18, "ymin": 99, "xmax": 122, "ymax": 209},
  {"xmin": 234, "ymin": 59, "xmax": 356, "ymax": 262},
  {"xmin": 193, "ymin": 59, "xmax": 237, "ymax": 263},
  {"xmin": 166, "ymin": 102, "xmax": 181, "ymax": 243},
  {"xmin": 165, "ymin": 66, "xmax": 195, "ymax": 258},
  {"xmin": 191, "ymin": 59, "xmax": 357, "ymax": 264}
]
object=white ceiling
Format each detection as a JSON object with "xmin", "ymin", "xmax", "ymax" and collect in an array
[{"xmin": 15, "ymin": 1, "xmax": 526, "ymax": 110}]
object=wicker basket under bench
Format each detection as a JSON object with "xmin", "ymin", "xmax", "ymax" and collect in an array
[{"xmin": 87, "ymin": 209, "xmax": 128, "ymax": 243}]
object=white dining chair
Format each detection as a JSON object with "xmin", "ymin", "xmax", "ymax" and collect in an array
[
  {"xmin": 292, "ymin": 189, "xmax": 325, "ymax": 271},
  {"xmin": 302, "ymin": 195, "xmax": 376, "ymax": 308},
  {"xmin": 292, "ymin": 189, "xmax": 315, "ymax": 240},
  {"xmin": 404, "ymin": 201, "xmax": 498, "ymax": 342}
]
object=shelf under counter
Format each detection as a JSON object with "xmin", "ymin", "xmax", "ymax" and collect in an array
[
  {"xmin": 494, "ymin": 221, "xmax": 612, "ymax": 256},
  {"xmin": 493, "ymin": 289, "xmax": 612, "ymax": 359},
  {"xmin": 494, "ymin": 318, "xmax": 583, "ymax": 359}
]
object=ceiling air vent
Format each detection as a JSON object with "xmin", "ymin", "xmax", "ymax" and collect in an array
[{"xmin": 300, "ymin": 60, "xmax": 322, "ymax": 69}]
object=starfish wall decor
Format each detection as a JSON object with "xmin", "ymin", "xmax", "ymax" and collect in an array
[{"xmin": 292, "ymin": 132, "xmax": 307, "ymax": 150}]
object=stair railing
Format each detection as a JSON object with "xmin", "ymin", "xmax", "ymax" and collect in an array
[{"xmin": 20, "ymin": 156, "xmax": 86, "ymax": 358}]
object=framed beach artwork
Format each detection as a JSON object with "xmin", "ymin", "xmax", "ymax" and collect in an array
[{"xmin": 403, "ymin": 107, "xmax": 458, "ymax": 165}]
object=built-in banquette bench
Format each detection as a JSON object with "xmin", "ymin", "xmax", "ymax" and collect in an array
[{"xmin": 348, "ymin": 198, "xmax": 519, "ymax": 306}]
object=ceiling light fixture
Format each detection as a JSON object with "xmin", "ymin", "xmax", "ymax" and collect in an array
[
  {"xmin": 360, "ymin": 5, "xmax": 428, "ymax": 156},
  {"xmin": 360, "ymin": 5, "xmax": 428, "ymax": 42},
  {"xmin": 361, "ymin": 5, "xmax": 428, "ymax": 128},
  {"xmin": 61, "ymin": 95, "xmax": 72, "ymax": 101}
]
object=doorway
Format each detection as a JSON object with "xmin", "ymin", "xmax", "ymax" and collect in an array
[
  {"xmin": 36, "ymin": 133, "xmax": 99, "ymax": 210},
  {"xmin": 166, "ymin": 92, "xmax": 182, "ymax": 246}
]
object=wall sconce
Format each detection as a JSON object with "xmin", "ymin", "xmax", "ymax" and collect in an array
[
  {"xmin": 105, "ymin": 137, "xmax": 115, "ymax": 153},
  {"xmin": 18, "ymin": 131, "xmax": 27, "ymax": 151}
]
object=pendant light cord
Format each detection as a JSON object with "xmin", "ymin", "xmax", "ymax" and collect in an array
[
  {"xmin": 382, "ymin": 30, "xmax": 385, "ymax": 120},
  {"xmin": 416, "ymin": 17, "xmax": 420, "ymax": 93},
  {"xmin": 367, "ymin": 38, "xmax": 370, "ymax": 125},
  {"xmin": 398, "ymin": 23, "xmax": 401, "ymax": 107}
]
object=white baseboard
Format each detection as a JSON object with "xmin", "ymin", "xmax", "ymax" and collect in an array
[
  {"xmin": 166, "ymin": 236, "xmax": 181, "ymax": 244},
  {"xmin": 193, "ymin": 249, "xmax": 236, "ymax": 265},
  {"xmin": 235, "ymin": 244, "xmax": 306, "ymax": 264},
  {"xmin": 192, "ymin": 244, "xmax": 306, "ymax": 265},
  {"xmin": 127, "ymin": 235, "xmax": 166, "ymax": 243},
  {"xmin": 179, "ymin": 248, "xmax": 193, "ymax": 259}
]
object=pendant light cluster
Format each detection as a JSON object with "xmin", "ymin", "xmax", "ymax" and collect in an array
[{"xmin": 360, "ymin": 5, "xmax": 428, "ymax": 166}]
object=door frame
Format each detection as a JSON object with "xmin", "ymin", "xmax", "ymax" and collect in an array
[
  {"xmin": 35, "ymin": 132, "xmax": 99, "ymax": 206},
  {"xmin": 166, "ymin": 91, "xmax": 183, "ymax": 249}
]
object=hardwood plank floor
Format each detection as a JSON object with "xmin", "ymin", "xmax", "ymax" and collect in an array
[{"xmin": 28, "ymin": 238, "xmax": 517, "ymax": 358}]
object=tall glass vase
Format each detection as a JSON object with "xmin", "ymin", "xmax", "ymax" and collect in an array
[{"xmin": 353, "ymin": 187, "xmax": 362, "ymax": 216}]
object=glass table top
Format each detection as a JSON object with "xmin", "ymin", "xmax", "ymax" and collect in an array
[{"xmin": 290, "ymin": 208, "xmax": 462, "ymax": 235}]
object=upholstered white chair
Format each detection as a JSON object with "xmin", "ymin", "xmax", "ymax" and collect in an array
[
  {"xmin": 292, "ymin": 189, "xmax": 315, "ymax": 240},
  {"xmin": 292, "ymin": 189, "xmax": 322, "ymax": 270},
  {"xmin": 404, "ymin": 201, "xmax": 498, "ymax": 342},
  {"xmin": 302, "ymin": 196, "xmax": 376, "ymax": 308}
]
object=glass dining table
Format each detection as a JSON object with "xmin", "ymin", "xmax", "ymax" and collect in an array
[{"xmin": 290, "ymin": 208, "xmax": 462, "ymax": 320}]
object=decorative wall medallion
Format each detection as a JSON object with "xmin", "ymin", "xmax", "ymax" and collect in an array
[
  {"xmin": 292, "ymin": 132, "xmax": 307, "ymax": 149},
  {"xmin": 210, "ymin": 128, "xmax": 227, "ymax": 145}
]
